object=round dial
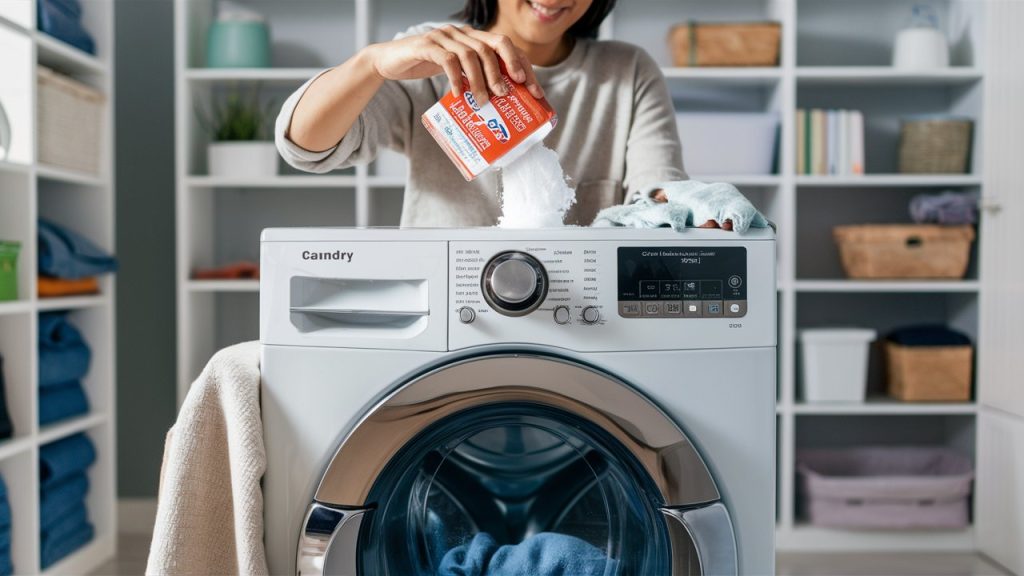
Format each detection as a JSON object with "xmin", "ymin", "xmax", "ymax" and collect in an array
[{"xmin": 481, "ymin": 251, "xmax": 548, "ymax": 316}]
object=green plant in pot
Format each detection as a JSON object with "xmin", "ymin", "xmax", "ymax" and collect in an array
[{"xmin": 199, "ymin": 87, "xmax": 278, "ymax": 178}]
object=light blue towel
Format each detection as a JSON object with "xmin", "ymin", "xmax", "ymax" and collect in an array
[
  {"xmin": 40, "ymin": 473, "xmax": 89, "ymax": 532},
  {"xmin": 40, "ymin": 521, "xmax": 93, "ymax": 570},
  {"xmin": 39, "ymin": 381, "xmax": 90, "ymax": 426},
  {"xmin": 40, "ymin": 433, "xmax": 96, "ymax": 489},
  {"xmin": 439, "ymin": 532, "xmax": 616, "ymax": 576},
  {"xmin": 593, "ymin": 180, "xmax": 770, "ymax": 234},
  {"xmin": 37, "ymin": 219, "xmax": 117, "ymax": 280},
  {"xmin": 38, "ymin": 312, "xmax": 91, "ymax": 389}
]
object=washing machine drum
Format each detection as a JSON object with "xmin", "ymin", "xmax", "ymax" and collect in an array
[{"xmin": 298, "ymin": 355, "xmax": 737, "ymax": 576}]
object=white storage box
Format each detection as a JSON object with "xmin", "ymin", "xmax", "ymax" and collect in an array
[
  {"xmin": 800, "ymin": 328, "xmax": 876, "ymax": 402},
  {"xmin": 37, "ymin": 66, "xmax": 106, "ymax": 174},
  {"xmin": 676, "ymin": 112, "xmax": 778, "ymax": 175}
]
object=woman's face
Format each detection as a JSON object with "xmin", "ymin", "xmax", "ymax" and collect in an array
[{"xmin": 494, "ymin": 0, "xmax": 594, "ymax": 46}]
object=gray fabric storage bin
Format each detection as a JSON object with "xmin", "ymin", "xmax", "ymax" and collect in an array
[{"xmin": 797, "ymin": 447, "xmax": 973, "ymax": 529}]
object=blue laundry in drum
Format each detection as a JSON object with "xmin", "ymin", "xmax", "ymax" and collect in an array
[
  {"xmin": 38, "ymin": 312, "xmax": 91, "ymax": 389},
  {"xmin": 40, "ymin": 433, "xmax": 96, "ymax": 489},
  {"xmin": 38, "ymin": 381, "xmax": 90, "ymax": 426},
  {"xmin": 439, "ymin": 532, "xmax": 617, "ymax": 576},
  {"xmin": 38, "ymin": 219, "xmax": 117, "ymax": 280},
  {"xmin": 41, "ymin": 521, "xmax": 93, "ymax": 570},
  {"xmin": 36, "ymin": 0, "xmax": 95, "ymax": 54},
  {"xmin": 40, "ymin": 473, "xmax": 89, "ymax": 532}
]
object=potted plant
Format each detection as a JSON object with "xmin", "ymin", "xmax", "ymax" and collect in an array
[{"xmin": 198, "ymin": 88, "xmax": 277, "ymax": 178}]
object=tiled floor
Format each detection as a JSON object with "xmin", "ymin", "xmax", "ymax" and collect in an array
[{"xmin": 90, "ymin": 533, "xmax": 1012, "ymax": 576}]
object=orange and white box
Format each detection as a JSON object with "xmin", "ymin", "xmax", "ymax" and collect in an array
[{"xmin": 422, "ymin": 68, "xmax": 558, "ymax": 181}]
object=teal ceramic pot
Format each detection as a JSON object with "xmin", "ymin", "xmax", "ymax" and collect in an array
[{"xmin": 207, "ymin": 20, "xmax": 271, "ymax": 68}]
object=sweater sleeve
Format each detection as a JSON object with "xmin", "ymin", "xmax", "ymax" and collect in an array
[
  {"xmin": 622, "ymin": 49, "xmax": 687, "ymax": 197},
  {"xmin": 275, "ymin": 70, "xmax": 415, "ymax": 174}
]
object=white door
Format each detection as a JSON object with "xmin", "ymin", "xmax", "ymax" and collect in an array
[{"xmin": 977, "ymin": 3, "xmax": 1024, "ymax": 573}]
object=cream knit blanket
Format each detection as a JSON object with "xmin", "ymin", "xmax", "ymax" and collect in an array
[{"xmin": 146, "ymin": 341, "xmax": 268, "ymax": 575}]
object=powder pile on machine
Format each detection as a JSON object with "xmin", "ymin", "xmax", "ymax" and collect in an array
[{"xmin": 496, "ymin": 144, "xmax": 576, "ymax": 228}]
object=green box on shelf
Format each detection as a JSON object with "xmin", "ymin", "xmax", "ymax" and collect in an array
[{"xmin": 0, "ymin": 241, "xmax": 20, "ymax": 301}]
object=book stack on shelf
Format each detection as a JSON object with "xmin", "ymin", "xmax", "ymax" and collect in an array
[{"xmin": 796, "ymin": 109, "xmax": 864, "ymax": 175}]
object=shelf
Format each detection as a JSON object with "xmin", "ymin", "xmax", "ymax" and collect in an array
[
  {"xmin": 778, "ymin": 525, "xmax": 976, "ymax": 552},
  {"xmin": 796, "ymin": 67, "xmax": 983, "ymax": 86},
  {"xmin": 37, "ymin": 412, "xmax": 107, "ymax": 445},
  {"xmin": 690, "ymin": 175, "xmax": 781, "ymax": 187},
  {"xmin": 187, "ymin": 279, "xmax": 260, "ymax": 293},
  {"xmin": 794, "ymin": 280, "xmax": 980, "ymax": 293},
  {"xmin": 184, "ymin": 67, "xmax": 322, "ymax": 83},
  {"xmin": 0, "ymin": 436, "xmax": 33, "ymax": 462},
  {"xmin": 367, "ymin": 175, "xmax": 406, "ymax": 188},
  {"xmin": 36, "ymin": 294, "xmax": 110, "ymax": 311},
  {"xmin": 793, "ymin": 400, "xmax": 978, "ymax": 415},
  {"xmin": 186, "ymin": 174, "xmax": 358, "ymax": 188},
  {"xmin": 0, "ymin": 160, "xmax": 31, "ymax": 175},
  {"xmin": 661, "ymin": 67, "xmax": 782, "ymax": 85},
  {"xmin": 0, "ymin": 13, "xmax": 30, "ymax": 34},
  {"xmin": 35, "ymin": 32, "xmax": 107, "ymax": 76},
  {"xmin": 796, "ymin": 175, "xmax": 982, "ymax": 187},
  {"xmin": 36, "ymin": 164, "xmax": 107, "ymax": 187},
  {"xmin": 0, "ymin": 301, "xmax": 32, "ymax": 315}
]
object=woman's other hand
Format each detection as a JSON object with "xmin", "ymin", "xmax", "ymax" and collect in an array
[{"xmin": 365, "ymin": 25, "xmax": 544, "ymax": 106}]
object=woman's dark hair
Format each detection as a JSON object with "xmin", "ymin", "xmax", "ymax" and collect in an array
[{"xmin": 455, "ymin": 0, "xmax": 616, "ymax": 39}]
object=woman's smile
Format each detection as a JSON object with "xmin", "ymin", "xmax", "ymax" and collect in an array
[{"xmin": 525, "ymin": 0, "xmax": 572, "ymax": 23}]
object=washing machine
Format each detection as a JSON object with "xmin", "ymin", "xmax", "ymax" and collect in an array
[{"xmin": 260, "ymin": 227, "xmax": 776, "ymax": 575}]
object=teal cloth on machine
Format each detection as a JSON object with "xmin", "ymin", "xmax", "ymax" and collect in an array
[{"xmin": 592, "ymin": 180, "xmax": 770, "ymax": 233}]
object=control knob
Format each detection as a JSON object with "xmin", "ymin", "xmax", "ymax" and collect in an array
[
  {"xmin": 481, "ymin": 251, "xmax": 548, "ymax": 317},
  {"xmin": 581, "ymin": 306, "xmax": 601, "ymax": 324}
]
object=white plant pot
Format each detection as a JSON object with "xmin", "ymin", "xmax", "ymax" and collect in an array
[{"xmin": 208, "ymin": 141, "xmax": 278, "ymax": 178}]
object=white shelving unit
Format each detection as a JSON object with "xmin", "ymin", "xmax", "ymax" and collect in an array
[
  {"xmin": 0, "ymin": 0, "xmax": 117, "ymax": 574},
  {"xmin": 174, "ymin": 0, "xmax": 990, "ymax": 554}
]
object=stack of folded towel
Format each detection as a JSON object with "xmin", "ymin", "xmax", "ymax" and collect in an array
[
  {"xmin": 0, "ymin": 355, "xmax": 13, "ymax": 440},
  {"xmin": 37, "ymin": 220, "xmax": 117, "ymax": 299},
  {"xmin": 36, "ymin": 0, "xmax": 95, "ymax": 54},
  {"xmin": 0, "ymin": 475, "xmax": 13, "ymax": 576},
  {"xmin": 38, "ymin": 313, "xmax": 91, "ymax": 426},
  {"xmin": 39, "ymin": 433, "xmax": 95, "ymax": 570}
]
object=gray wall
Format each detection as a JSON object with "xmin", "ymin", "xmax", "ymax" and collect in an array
[{"xmin": 114, "ymin": 0, "xmax": 176, "ymax": 498}]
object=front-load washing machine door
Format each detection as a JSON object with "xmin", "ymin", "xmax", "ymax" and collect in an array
[{"xmin": 297, "ymin": 354, "xmax": 737, "ymax": 576}]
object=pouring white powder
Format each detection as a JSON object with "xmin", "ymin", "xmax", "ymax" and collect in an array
[{"xmin": 496, "ymin": 144, "xmax": 576, "ymax": 228}]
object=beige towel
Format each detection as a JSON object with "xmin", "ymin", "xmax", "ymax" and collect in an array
[{"xmin": 146, "ymin": 341, "xmax": 268, "ymax": 575}]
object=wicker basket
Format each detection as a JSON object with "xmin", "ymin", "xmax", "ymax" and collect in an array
[
  {"xmin": 886, "ymin": 342, "xmax": 973, "ymax": 402},
  {"xmin": 833, "ymin": 225, "xmax": 975, "ymax": 279},
  {"xmin": 898, "ymin": 118, "xmax": 972, "ymax": 174},
  {"xmin": 37, "ymin": 66, "xmax": 107, "ymax": 174},
  {"xmin": 668, "ymin": 22, "xmax": 781, "ymax": 67}
]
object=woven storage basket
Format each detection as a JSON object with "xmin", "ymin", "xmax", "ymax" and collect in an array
[
  {"xmin": 37, "ymin": 66, "xmax": 106, "ymax": 174},
  {"xmin": 668, "ymin": 22, "xmax": 781, "ymax": 67},
  {"xmin": 898, "ymin": 118, "xmax": 972, "ymax": 174},
  {"xmin": 886, "ymin": 342, "xmax": 972, "ymax": 401},
  {"xmin": 833, "ymin": 225, "xmax": 975, "ymax": 279}
]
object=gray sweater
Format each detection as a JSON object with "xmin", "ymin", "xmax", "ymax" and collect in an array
[{"xmin": 275, "ymin": 26, "xmax": 686, "ymax": 227}]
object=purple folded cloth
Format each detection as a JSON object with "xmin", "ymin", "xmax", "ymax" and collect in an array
[{"xmin": 909, "ymin": 191, "xmax": 978, "ymax": 225}]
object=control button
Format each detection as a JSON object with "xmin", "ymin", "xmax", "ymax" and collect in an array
[
  {"xmin": 725, "ymin": 301, "xmax": 747, "ymax": 317},
  {"xmin": 491, "ymin": 259, "xmax": 538, "ymax": 303},
  {"xmin": 582, "ymin": 306, "xmax": 601, "ymax": 324},
  {"xmin": 664, "ymin": 301, "xmax": 683, "ymax": 315},
  {"xmin": 619, "ymin": 301, "xmax": 641, "ymax": 317},
  {"xmin": 683, "ymin": 301, "xmax": 703, "ymax": 318},
  {"xmin": 553, "ymin": 305, "xmax": 571, "ymax": 325},
  {"xmin": 703, "ymin": 300, "xmax": 724, "ymax": 317},
  {"xmin": 457, "ymin": 306, "xmax": 476, "ymax": 324},
  {"xmin": 642, "ymin": 301, "xmax": 662, "ymax": 316},
  {"xmin": 481, "ymin": 251, "xmax": 548, "ymax": 317},
  {"xmin": 728, "ymin": 275, "xmax": 743, "ymax": 289}
]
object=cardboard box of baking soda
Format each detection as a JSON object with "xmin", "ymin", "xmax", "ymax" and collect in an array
[{"xmin": 421, "ymin": 69, "xmax": 557, "ymax": 181}]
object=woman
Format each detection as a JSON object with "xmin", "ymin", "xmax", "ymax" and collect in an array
[{"xmin": 276, "ymin": 0, "xmax": 686, "ymax": 226}]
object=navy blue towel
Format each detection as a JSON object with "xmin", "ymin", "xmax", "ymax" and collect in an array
[
  {"xmin": 0, "ymin": 550, "xmax": 12, "ymax": 576},
  {"xmin": 40, "ymin": 433, "xmax": 96, "ymax": 490},
  {"xmin": 0, "ymin": 499, "xmax": 9, "ymax": 531},
  {"xmin": 40, "ymin": 472, "xmax": 89, "ymax": 532},
  {"xmin": 36, "ymin": 1, "xmax": 95, "ymax": 54},
  {"xmin": 41, "ymin": 521, "xmax": 93, "ymax": 570},
  {"xmin": 41, "ymin": 0, "xmax": 82, "ymax": 19},
  {"xmin": 0, "ymin": 526, "xmax": 10, "ymax": 552},
  {"xmin": 439, "ymin": 532, "xmax": 617, "ymax": 576},
  {"xmin": 0, "ymin": 356, "xmax": 13, "ymax": 439},
  {"xmin": 38, "ymin": 312, "xmax": 91, "ymax": 389},
  {"xmin": 39, "ymin": 381, "xmax": 89, "ymax": 426},
  {"xmin": 37, "ymin": 219, "xmax": 116, "ymax": 280},
  {"xmin": 42, "ymin": 502, "xmax": 88, "ymax": 544},
  {"xmin": 887, "ymin": 325, "xmax": 972, "ymax": 347}
]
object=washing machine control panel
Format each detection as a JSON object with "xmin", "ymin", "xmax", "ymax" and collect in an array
[{"xmin": 616, "ymin": 246, "xmax": 747, "ymax": 318}]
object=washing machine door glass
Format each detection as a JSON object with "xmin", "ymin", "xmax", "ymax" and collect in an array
[{"xmin": 300, "ymin": 354, "xmax": 736, "ymax": 576}]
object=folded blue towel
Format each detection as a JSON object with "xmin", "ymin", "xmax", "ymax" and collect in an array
[
  {"xmin": 36, "ymin": 2, "xmax": 95, "ymax": 54},
  {"xmin": 40, "ymin": 433, "xmax": 96, "ymax": 489},
  {"xmin": 0, "ymin": 527, "xmax": 11, "ymax": 551},
  {"xmin": 439, "ymin": 532, "xmax": 616, "ymax": 576},
  {"xmin": 0, "ymin": 356, "xmax": 13, "ymax": 439},
  {"xmin": 910, "ymin": 191, "xmax": 979, "ymax": 225},
  {"xmin": 40, "ymin": 473, "xmax": 89, "ymax": 531},
  {"xmin": 593, "ymin": 180, "xmax": 770, "ymax": 234},
  {"xmin": 38, "ymin": 312, "xmax": 91, "ymax": 389},
  {"xmin": 42, "ymin": 502, "xmax": 88, "ymax": 544},
  {"xmin": 41, "ymin": 521, "xmax": 93, "ymax": 570},
  {"xmin": 0, "ymin": 549, "xmax": 11, "ymax": 576},
  {"xmin": 40, "ymin": 0, "xmax": 83, "ymax": 20},
  {"xmin": 39, "ymin": 381, "xmax": 90, "ymax": 426},
  {"xmin": 0, "ymin": 472, "xmax": 6, "ymax": 498},
  {"xmin": 37, "ymin": 220, "xmax": 116, "ymax": 280},
  {"xmin": 0, "ymin": 500, "xmax": 9, "ymax": 532}
]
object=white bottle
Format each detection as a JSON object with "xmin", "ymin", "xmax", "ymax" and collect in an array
[{"xmin": 893, "ymin": 4, "xmax": 950, "ymax": 70}]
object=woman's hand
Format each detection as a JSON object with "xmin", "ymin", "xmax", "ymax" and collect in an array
[{"xmin": 365, "ymin": 25, "xmax": 544, "ymax": 106}]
